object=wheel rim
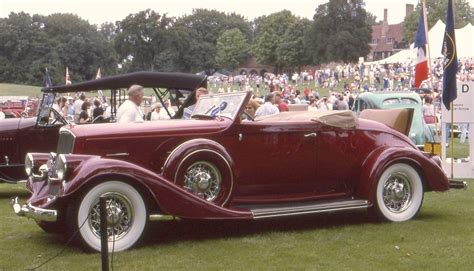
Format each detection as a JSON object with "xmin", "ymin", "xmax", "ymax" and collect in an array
[
  {"xmin": 183, "ymin": 161, "xmax": 222, "ymax": 202},
  {"xmin": 88, "ymin": 192, "xmax": 134, "ymax": 241},
  {"xmin": 382, "ymin": 172, "xmax": 413, "ymax": 213}
]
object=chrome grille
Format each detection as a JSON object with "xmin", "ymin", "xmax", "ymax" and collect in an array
[{"xmin": 57, "ymin": 129, "xmax": 75, "ymax": 154}]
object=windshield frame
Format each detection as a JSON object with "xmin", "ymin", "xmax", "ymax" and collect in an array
[
  {"xmin": 191, "ymin": 91, "xmax": 248, "ymax": 121},
  {"xmin": 36, "ymin": 92, "xmax": 68, "ymax": 127}
]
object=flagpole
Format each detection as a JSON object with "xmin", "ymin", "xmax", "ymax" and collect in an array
[
  {"xmin": 450, "ymin": 0, "xmax": 455, "ymax": 179},
  {"xmin": 422, "ymin": 0, "xmax": 439, "ymax": 138},
  {"xmin": 450, "ymin": 102, "xmax": 454, "ymax": 179}
]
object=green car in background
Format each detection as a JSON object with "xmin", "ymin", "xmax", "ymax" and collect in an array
[{"xmin": 353, "ymin": 91, "xmax": 432, "ymax": 148}]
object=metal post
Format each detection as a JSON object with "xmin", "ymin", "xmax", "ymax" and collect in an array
[{"xmin": 99, "ymin": 196, "xmax": 109, "ymax": 271}]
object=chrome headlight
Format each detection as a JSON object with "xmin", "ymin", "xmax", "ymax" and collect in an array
[
  {"xmin": 56, "ymin": 154, "xmax": 67, "ymax": 181},
  {"xmin": 25, "ymin": 153, "xmax": 34, "ymax": 176}
]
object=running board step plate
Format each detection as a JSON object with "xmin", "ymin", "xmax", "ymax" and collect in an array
[{"xmin": 239, "ymin": 199, "xmax": 369, "ymax": 219}]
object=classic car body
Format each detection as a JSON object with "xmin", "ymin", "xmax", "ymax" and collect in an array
[
  {"xmin": 12, "ymin": 91, "xmax": 466, "ymax": 252},
  {"xmin": 353, "ymin": 91, "xmax": 431, "ymax": 147},
  {"xmin": 0, "ymin": 96, "xmax": 38, "ymax": 118},
  {"xmin": 0, "ymin": 72, "xmax": 206, "ymax": 183}
]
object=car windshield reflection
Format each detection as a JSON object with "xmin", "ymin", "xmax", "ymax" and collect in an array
[{"xmin": 192, "ymin": 92, "xmax": 246, "ymax": 120}]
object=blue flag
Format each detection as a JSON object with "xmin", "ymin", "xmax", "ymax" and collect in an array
[
  {"xmin": 442, "ymin": 0, "xmax": 458, "ymax": 110},
  {"xmin": 43, "ymin": 68, "xmax": 53, "ymax": 89}
]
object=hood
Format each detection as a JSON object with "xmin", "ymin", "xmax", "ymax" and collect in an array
[{"xmin": 63, "ymin": 118, "xmax": 231, "ymax": 139}]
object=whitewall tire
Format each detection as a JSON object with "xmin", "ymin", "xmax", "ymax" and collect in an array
[
  {"xmin": 374, "ymin": 163, "xmax": 424, "ymax": 222},
  {"xmin": 74, "ymin": 181, "xmax": 147, "ymax": 252}
]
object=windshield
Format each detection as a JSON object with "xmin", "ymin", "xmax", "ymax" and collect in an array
[
  {"xmin": 37, "ymin": 92, "xmax": 67, "ymax": 126},
  {"xmin": 192, "ymin": 92, "xmax": 247, "ymax": 120}
]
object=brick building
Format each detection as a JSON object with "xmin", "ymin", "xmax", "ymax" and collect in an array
[{"xmin": 367, "ymin": 4, "xmax": 414, "ymax": 62}]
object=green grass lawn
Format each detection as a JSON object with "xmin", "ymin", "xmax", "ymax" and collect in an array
[
  {"xmin": 0, "ymin": 181, "xmax": 473, "ymax": 270},
  {"xmin": 0, "ymin": 83, "xmax": 42, "ymax": 98}
]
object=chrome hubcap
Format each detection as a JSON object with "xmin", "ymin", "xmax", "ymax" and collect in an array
[
  {"xmin": 382, "ymin": 173, "xmax": 412, "ymax": 213},
  {"xmin": 89, "ymin": 192, "xmax": 134, "ymax": 241},
  {"xmin": 184, "ymin": 161, "xmax": 221, "ymax": 202}
]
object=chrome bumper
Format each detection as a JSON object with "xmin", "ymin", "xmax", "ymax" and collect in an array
[
  {"xmin": 10, "ymin": 197, "xmax": 57, "ymax": 222},
  {"xmin": 448, "ymin": 180, "xmax": 468, "ymax": 190}
]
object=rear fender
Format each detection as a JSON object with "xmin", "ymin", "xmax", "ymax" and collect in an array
[
  {"xmin": 62, "ymin": 156, "xmax": 250, "ymax": 220},
  {"xmin": 356, "ymin": 146, "xmax": 449, "ymax": 203}
]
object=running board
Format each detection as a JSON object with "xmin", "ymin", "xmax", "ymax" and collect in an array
[{"xmin": 240, "ymin": 199, "xmax": 370, "ymax": 219}]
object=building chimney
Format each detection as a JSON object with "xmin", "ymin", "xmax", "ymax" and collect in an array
[
  {"xmin": 383, "ymin": 9, "xmax": 388, "ymax": 24},
  {"xmin": 382, "ymin": 9, "xmax": 388, "ymax": 38},
  {"xmin": 406, "ymin": 4, "xmax": 414, "ymax": 18}
]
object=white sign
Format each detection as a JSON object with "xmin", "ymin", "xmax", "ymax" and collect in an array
[
  {"xmin": 442, "ymin": 82, "xmax": 474, "ymax": 123},
  {"xmin": 440, "ymin": 81, "xmax": 473, "ymax": 179}
]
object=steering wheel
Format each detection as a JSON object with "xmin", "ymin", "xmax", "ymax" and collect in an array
[{"xmin": 242, "ymin": 111, "xmax": 255, "ymax": 121}]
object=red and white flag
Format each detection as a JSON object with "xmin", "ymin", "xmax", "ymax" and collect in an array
[
  {"xmin": 96, "ymin": 68, "xmax": 101, "ymax": 79},
  {"xmin": 414, "ymin": 3, "xmax": 429, "ymax": 87}
]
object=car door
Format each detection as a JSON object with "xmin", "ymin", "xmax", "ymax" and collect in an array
[
  {"xmin": 231, "ymin": 121, "xmax": 318, "ymax": 200},
  {"xmin": 313, "ymin": 124, "xmax": 356, "ymax": 197}
]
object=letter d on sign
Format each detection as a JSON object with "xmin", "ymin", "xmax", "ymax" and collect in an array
[{"xmin": 461, "ymin": 84, "xmax": 470, "ymax": 93}]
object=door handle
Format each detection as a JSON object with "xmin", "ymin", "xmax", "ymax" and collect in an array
[{"xmin": 304, "ymin": 132, "xmax": 317, "ymax": 137}]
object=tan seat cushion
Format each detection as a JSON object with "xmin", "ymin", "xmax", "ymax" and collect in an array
[{"xmin": 359, "ymin": 108, "xmax": 414, "ymax": 135}]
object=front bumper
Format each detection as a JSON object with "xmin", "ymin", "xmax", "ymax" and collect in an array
[
  {"xmin": 448, "ymin": 180, "xmax": 468, "ymax": 190},
  {"xmin": 10, "ymin": 197, "xmax": 57, "ymax": 222}
]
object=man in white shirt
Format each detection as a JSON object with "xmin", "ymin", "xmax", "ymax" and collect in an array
[
  {"xmin": 116, "ymin": 85, "xmax": 145, "ymax": 123},
  {"xmin": 255, "ymin": 94, "xmax": 279, "ymax": 118},
  {"xmin": 73, "ymin": 93, "xmax": 86, "ymax": 123}
]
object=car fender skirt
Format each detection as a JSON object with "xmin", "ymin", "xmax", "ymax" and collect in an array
[
  {"xmin": 64, "ymin": 157, "xmax": 251, "ymax": 220},
  {"xmin": 356, "ymin": 146, "xmax": 449, "ymax": 202}
]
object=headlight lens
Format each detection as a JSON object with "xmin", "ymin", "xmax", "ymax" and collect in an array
[
  {"xmin": 56, "ymin": 154, "xmax": 67, "ymax": 181},
  {"xmin": 25, "ymin": 153, "xmax": 34, "ymax": 176}
]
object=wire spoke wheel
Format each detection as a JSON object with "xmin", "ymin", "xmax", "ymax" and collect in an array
[
  {"xmin": 88, "ymin": 192, "xmax": 134, "ymax": 241},
  {"xmin": 374, "ymin": 163, "xmax": 424, "ymax": 222},
  {"xmin": 183, "ymin": 161, "xmax": 222, "ymax": 202},
  {"xmin": 73, "ymin": 181, "xmax": 147, "ymax": 252}
]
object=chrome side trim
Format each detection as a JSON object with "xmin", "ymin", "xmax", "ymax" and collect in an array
[
  {"xmin": 247, "ymin": 200, "xmax": 369, "ymax": 219},
  {"xmin": 148, "ymin": 214, "xmax": 176, "ymax": 221},
  {"xmin": 174, "ymin": 149, "xmax": 234, "ymax": 207},
  {"xmin": 105, "ymin": 153, "xmax": 130, "ymax": 157},
  {"xmin": 10, "ymin": 197, "xmax": 57, "ymax": 222}
]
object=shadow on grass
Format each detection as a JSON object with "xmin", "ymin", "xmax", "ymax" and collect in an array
[{"xmin": 141, "ymin": 210, "xmax": 376, "ymax": 248}]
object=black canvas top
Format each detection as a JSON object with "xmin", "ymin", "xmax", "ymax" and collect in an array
[{"xmin": 44, "ymin": 71, "xmax": 207, "ymax": 93}]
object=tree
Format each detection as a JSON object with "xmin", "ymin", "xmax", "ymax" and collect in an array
[
  {"xmin": 403, "ymin": 0, "xmax": 473, "ymax": 43},
  {"xmin": 252, "ymin": 10, "xmax": 296, "ymax": 71},
  {"xmin": 172, "ymin": 9, "xmax": 252, "ymax": 73},
  {"xmin": 114, "ymin": 9, "xmax": 173, "ymax": 72},
  {"xmin": 215, "ymin": 28, "xmax": 250, "ymax": 70},
  {"xmin": 0, "ymin": 12, "xmax": 117, "ymax": 85},
  {"xmin": 307, "ymin": 0, "xmax": 372, "ymax": 64},
  {"xmin": 276, "ymin": 18, "xmax": 312, "ymax": 71}
]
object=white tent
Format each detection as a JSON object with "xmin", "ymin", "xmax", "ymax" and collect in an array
[
  {"xmin": 411, "ymin": 19, "xmax": 474, "ymax": 58},
  {"xmin": 370, "ymin": 20, "xmax": 474, "ymax": 64}
]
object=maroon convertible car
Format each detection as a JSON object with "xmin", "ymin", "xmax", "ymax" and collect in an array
[{"xmin": 12, "ymin": 91, "xmax": 466, "ymax": 252}]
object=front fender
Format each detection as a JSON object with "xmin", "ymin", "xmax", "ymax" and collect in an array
[
  {"xmin": 356, "ymin": 146, "xmax": 449, "ymax": 203},
  {"xmin": 62, "ymin": 156, "xmax": 250, "ymax": 220}
]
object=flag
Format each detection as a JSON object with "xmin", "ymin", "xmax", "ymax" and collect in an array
[
  {"xmin": 43, "ymin": 67, "xmax": 53, "ymax": 89},
  {"xmin": 442, "ymin": 0, "xmax": 458, "ymax": 110},
  {"xmin": 96, "ymin": 68, "xmax": 106, "ymax": 103},
  {"xmin": 65, "ymin": 66, "xmax": 72, "ymax": 85},
  {"xmin": 414, "ymin": 5, "xmax": 428, "ymax": 88}
]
